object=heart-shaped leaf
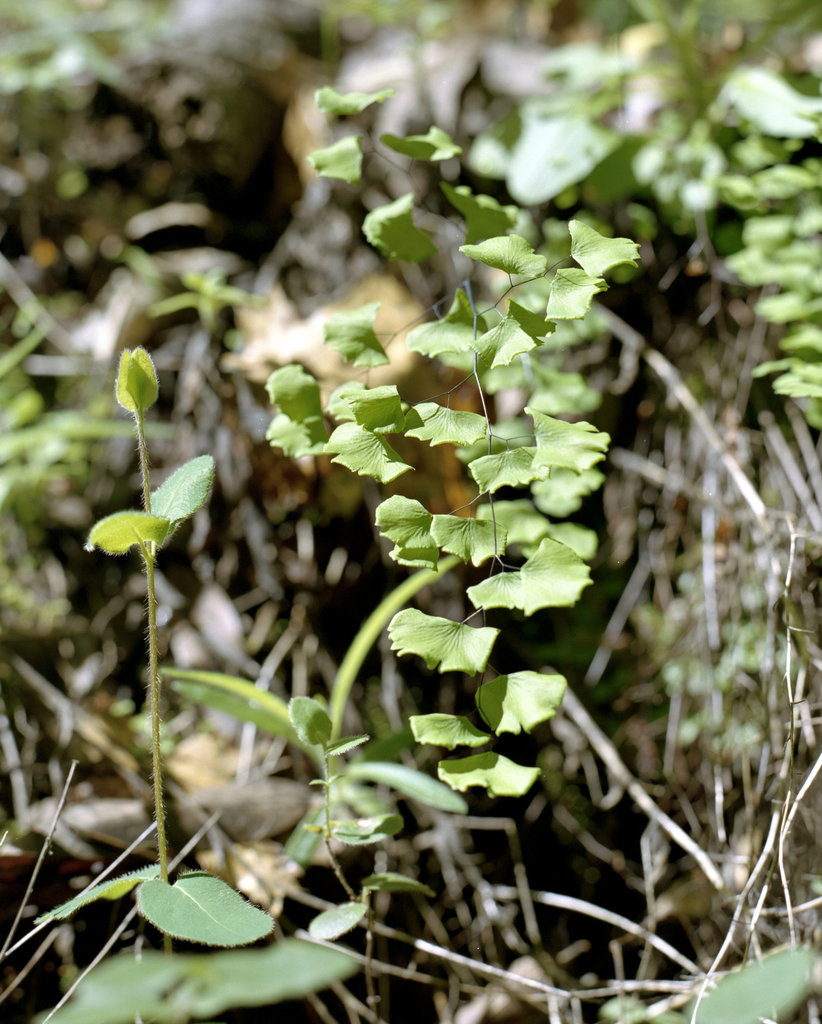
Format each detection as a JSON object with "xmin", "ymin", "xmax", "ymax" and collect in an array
[{"xmin": 138, "ymin": 872, "xmax": 274, "ymax": 947}]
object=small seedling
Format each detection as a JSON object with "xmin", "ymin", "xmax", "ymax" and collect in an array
[{"xmin": 38, "ymin": 347, "xmax": 273, "ymax": 949}]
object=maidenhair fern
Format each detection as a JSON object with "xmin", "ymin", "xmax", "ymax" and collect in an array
[{"xmin": 265, "ymin": 85, "xmax": 640, "ymax": 798}]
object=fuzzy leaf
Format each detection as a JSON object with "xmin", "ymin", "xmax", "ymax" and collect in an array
[
  {"xmin": 37, "ymin": 867, "xmax": 160, "ymax": 922},
  {"xmin": 315, "ymin": 85, "xmax": 395, "ymax": 115},
  {"xmin": 375, "ymin": 495, "xmax": 438, "ymax": 569},
  {"xmin": 362, "ymin": 872, "xmax": 435, "ymax": 897},
  {"xmin": 529, "ymin": 409, "xmax": 609, "ymax": 473},
  {"xmin": 381, "ymin": 126, "xmax": 461, "ymax": 161},
  {"xmin": 469, "ymin": 446, "xmax": 547, "ymax": 494},
  {"xmin": 692, "ymin": 946, "xmax": 816, "ymax": 1024},
  {"xmin": 138, "ymin": 872, "xmax": 274, "ymax": 947},
  {"xmin": 546, "ymin": 268, "xmax": 606, "ymax": 320},
  {"xmin": 307, "ymin": 136, "xmax": 362, "ymax": 184},
  {"xmin": 388, "ymin": 608, "xmax": 498, "ymax": 674},
  {"xmin": 476, "ymin": 671, "xmax": 567, "ymax": 734},
  {"xmin": 322, "ymin": 302, "xmax": 389, "ymax": 367},
  {"xmin": 150, "ymin": 455, "xmax": 214, "ymax": 526},
  {"xmin": 430, "ymin": 513, "xmax": 504, "ymax": 566},
  {"xmin": 308, "ymin": 902, "xmax": 367, "ymax": 941},
  {"xmin": 345, "ymin": 760, "xmax": 468, "ymax": 813},
  {"xmin": 410, "ymin": 713, "xmax": 489, "ymax": 749},
  {"xmin": 467, "ymin": 537, "xmax": 592, "ymax": 614},
  {"xmin": 324, "ymin": 422, "xmax": 411, "ymax": 482},
  {"xmin": 438, "ymin": 753, "xmax": 540, "ymax": 797},
  {"xmin": 440, "ymin": 183, "xmax": 518, "ymax": 243},
  {"xmin": 339, "ymin": 384, "xmax": 404, "ymax": 433},
  {"xmin": 86, "ymin": 511, "xmax": 171, "ymax": 554},
  {"xmin": 406, "ymin": 289, "xmax": 486, "ymax": 361},
  {"xmin": 332, "ymin": 813, "xmax": 402, "ymax": 845},
  {"xmin": 362, "ymin": 193, "xmax": 437, "ymax": 262},
  {"xmin": 38, "ymin": 940, "xmax": 356, "ymax": 1024},
  {"xmin": 115, "ymin": 347, "xmax": 158, "ymax": 414},
  {"xmin": 532, "ymin": 468, "xmax": 604, "ymax": 516},
  {"xmin": 326, "ymin": 734, "xmax": 370, "ymax": 757},
  {"xmin": 289, "ymin": 696, "xmax": 332, "ymax": 748},
  {"xmin": 569, "ymin": 220, "xmax": 640, "ymax": 277},
  {"xmin": 404, "ymin": 402, "xmax": 488, "ymax": 447},
  {"xmin": 460, "ymin": 234, "xmax": 547, "ymax": 278}
]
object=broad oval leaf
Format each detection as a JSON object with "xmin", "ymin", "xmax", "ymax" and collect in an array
[
  {"xmin": 375, "ymin": 495, "xmax": 438, "ymax": 569},
  {"xmin": 546, "ymin": 268, "xmax": 606, "ymax": 320},
  {"xmin": 440, "ymin": 182, "xmax": 517, "ymax": 244},
  {"xmin": 569, "ymin": 220, "xmax": 640, "ymax": 277},
  {"xmin": 322, "ymin": 302, "xmax": 389, "ymax": 367},
  {"xmin": 324, "ymin": 422, "xmax": 411, "ymax": 483},
  {"xmin": 692, "ymin": 946, "xmax": 816, "ymax": 1024},
  {"xmin": 345, "ymin": 760, "xmax": 468, "ymax": 813},
  {"xmin": 467, "ymin": 537, "xmax": 592, "ymax": 615},
  {"xmin": 36, "ymin": 866, "xmax": 160, "ymax": 922},
  {"xmin": 307, "ymin": 136, "xmax": 362, "ymax": 184},
  {"xmin": 331, "ymin": 813, "xmax": 402, "ymax": 845},
  {"xmin": 138, "ymin": 872, "xmax": 274, "ymax": 947},
  {"xmin": 116, "ymin": 347, "xmax": 158, "ymax": 414},
  {"xmin": 476, "ymin": 671, "xmax": 567, "ymax": 734},
  {"xmin": 289, "ymin": 696, "xmax": 332, "ymax": 748},
  {"xmin": 430, "ymin": 513, "xmax": 504, "ymax": 566},
  {"xmin": 410, "ymin": 713, "xmax": 489, "ymax": 749},
  {"xmin": 315, "ymin": 85, "xmax": 395, "ymax": 115},
  {"xmin": 41, "ymin": 938, "xmax": 356, "ymax": 1024},
  {"xmin": 438, "ymin": 753, "xmax": 540, "ymax": 797},
  {"xmin": 721, "ymin": 65, "xmax": 822, "ymax": 138},
  {"xmin": 86, "ymin": 511, "xmax": 171, "ymax": 554},
  {"xmin": 404, "ymin": 402, "xmax": 487, "ymax": 447},
  {"xmin": 460, "ymin": 234, "xmax": 547, "ymax": 278},
  {"xmin": 528, "ymin": 408, "xmax": 609, "ymax": 473},
  {"xmin": 362, "ymin": 872, "xmax": 435, "ymax": 897},
  {"xmin": 388, "ymin": 608, "xmax": 498, "ymax": 674},
  {"xmin": 150, "ymin": 455, "xmax": 214, "ymax": 526},
  {"xmin": 362, "ymin": 193, "xmax": 437, "ymax": 263},
  {"xmin": 308, "ymin": 901, "xmax": 367, "ymax": 940},
  {"xmin": 381, "ymin": 126, "xmax": 461, "ymax": 161}
]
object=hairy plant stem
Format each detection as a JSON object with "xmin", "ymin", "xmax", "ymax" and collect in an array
[
  {"xmin": 322, "ymin": 765, "xmax": 356, "ymax": 903},
  {"xmin": 135, "ymin": 411, "xmax": 171, "ymax": 952}
]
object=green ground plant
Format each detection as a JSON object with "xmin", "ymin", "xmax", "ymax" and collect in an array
[{"xmin": 33, "ymin": 348, "xmax": 355, "ymax": 1023}]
